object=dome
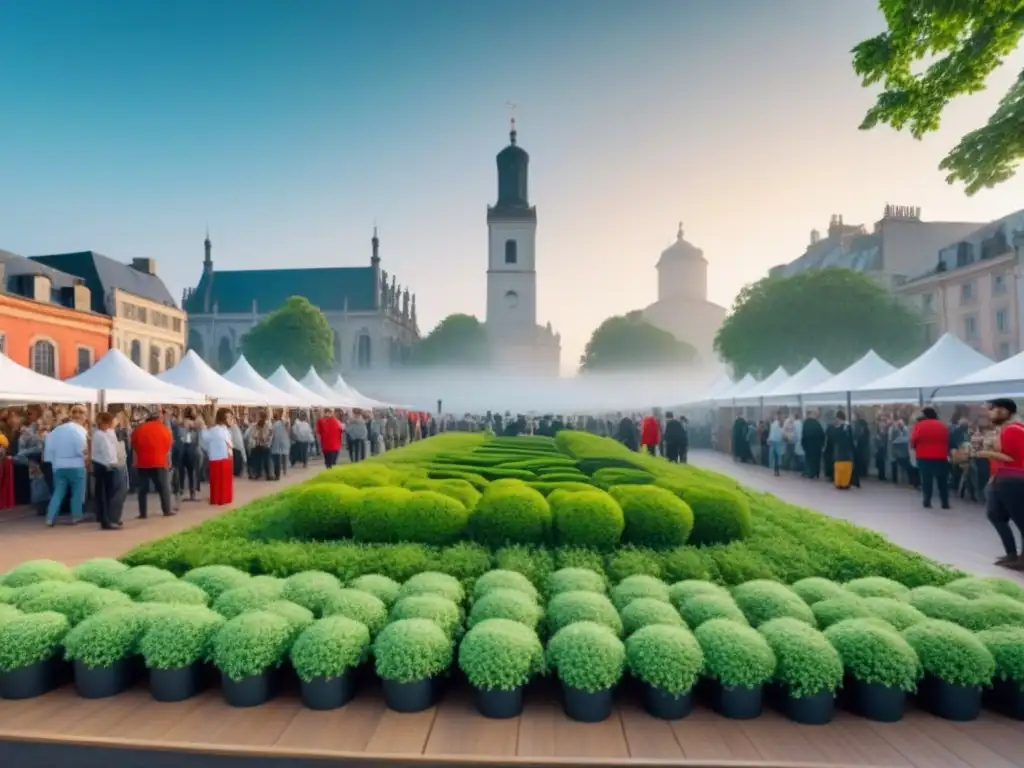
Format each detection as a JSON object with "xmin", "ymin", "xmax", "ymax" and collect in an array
[
  {"xmin": 657, "ymin": 223, "xmax": 705, "ymax": 268},
  {"xmin": 493, "ymin": 120, "xmax": 530, "ymax": 211}
]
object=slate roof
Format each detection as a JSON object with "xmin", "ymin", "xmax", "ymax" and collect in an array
[
  {"xmin": 183, "ymin": 266, "xmax": 377, "ymax": 315},
  {"xmin": 30, "ymin": 251, "xmax": 177, "ymax": 314},
  {"xmin": 0, "ymin": 249, "xmax": 80, "ymax": 293},
  {"xmin": 770, "ymin": 232, "xmax": 882, "ymax": 278}
]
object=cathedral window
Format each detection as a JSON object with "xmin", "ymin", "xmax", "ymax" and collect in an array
[
  {"xmin": 356, "ymin": 333, "xmax": 372, "ymax": 369},
  {"xmin": 504, "ymin": 239, "xmax": 517, "ymax": 264}
]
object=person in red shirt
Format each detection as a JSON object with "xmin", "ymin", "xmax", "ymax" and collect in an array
[
  {"xmin": 909, "ymin": 407, "xmax": 950, "ymax": 510},
  {"xmin": 977, "ymin": 398, "xmax": 1024, "ymax": 568},
  {"xmin": 316, "ymin": 409, "xmax": 344, "ymax": 469},
  {"xmin": 640, "ymin": 414, "xmax": 662, "ymax": 457},
  {"xmin": 131, "ymin": 410, "xmax": 175, "ymax": 518}
]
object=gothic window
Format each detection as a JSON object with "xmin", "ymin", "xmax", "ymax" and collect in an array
[
  {"xmin": 149, "ymin": 344, "xmax": 161, "ymax": 374},
  {"xmin": 165, "ymin": 348, "xmax": 176, "ymax": 370},
  {"xmin": 187, "ymin": 329, "xmax": 204, "ymax": 358},
  {"xmin": 130, "ymin": 340, "xmax": 142, "ymax": 366},
  {"xmin": 333, "ymin": 329, "xmax": 342, "ymax": 368},
  {"xmin": 356, "ymin": 333, "xmax": 372, "ymax": 369},
  {"xmin": 217, "ymin": 336, "xmax": 234, "ymax": 373},
  {"xmin": 504, "ymin": 239, "xmax": 517, "ymax": 265},
  {"xmin": 30, "ymin": 339, "xmax": 56, "ymax": 378},
  {"xmin": 76, "ymin": 346, "xmax": 93, "ymax": 374}
]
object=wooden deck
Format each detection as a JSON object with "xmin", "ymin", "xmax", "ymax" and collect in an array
[{"xmin": 0, "ymin": 680, "xmax": 1022, "ymax": 768}]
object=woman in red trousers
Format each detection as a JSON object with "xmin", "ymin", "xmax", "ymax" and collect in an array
[{"xmin": 204, "ymin": 407, "xmax": 235, "ymax": 506}]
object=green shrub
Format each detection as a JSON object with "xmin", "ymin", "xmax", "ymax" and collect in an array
[
  {"xmin": 528, "ymin": 481, "xmax": 598, "ymax": 497},
  {"xmin": 694, "ymin": 618, "xmax": 775, "ymax": 688},
  {"xmin": 139, "ymin": 606, "xmax": 225, "ymax": 669},
  {"xmin": 546, "ymin": 590, "xmax": 622, "ymax": 636},
  {"xmin": 610, "ymin": 575, "xmax": 670, "ymax": 612},
  {"xmin": 732, "ymin": 580, "xmax": 815, "ymax": 628},
  {"xmin": 811, "ymin": 596, "xmax": 875, "ymax": 629},
  {"xmin": 679, "ymin": 593, "xmax": 749, "ymax": 628},
  {"xmin": 976, "ymin": 626, "xmax": 1024, "ymax": 683},
  {"xmin": 550, "ymin": 490, "xmax": 624, "ymax": 550},
  {"xmin": 213, "ymin": 581, "xmax": 286, "ymax": 618},
  {"xmin": 469, "ymin": 482, "xmax": 551, "ymax": 547},
  {"xmin": 626, "ymin": 624, "xmax": 704, "ymax": 695},
  {"xmin": 966, "ymin": 595, "xmax": 1024, "ymax": 630},
  {"xmin": 540, "ymin": 472, "xmax": 591, "ymax": 484},
  {"xmin": 64, "ymin": 607, "xmax": 146, "ymax": 668},
  {"xmin": 593, "ymin": 467, "xmax": 655, "ymax": 487},
  {"xmin": 211, "ymin": 611, "xmax": 294, "ymax": 681},
  {"xmin": 308, "ymin": 463, "xmax": 397, "ymax": 488},
  {"xmin": 609, "ymin": 485, "xmax": 693, "ymax": 549},
  {"xmin": 112, "ymin": 566, "xmax": 178, "ymax": 598},
  {"xmin": 906, "ymin": 586, "xmax": 973, "ymax": 625},
  {"xmin": 472, "ymin": 569, "xmax": 540, "ymax": 603},
  {"xmin": 844, "ymin": 577, "xmax": 910, "ymax": 599},
  {"xmin": 390, "ymin": 594, "xmax": 463, "ymax": 638},
  {"xmin": 494, "ymin": 546, "xmax": 554, "ymax": 587},
  {"xmin": 605, "ymin": 547, "xmax": 663, "ymax": 582},
  {"xmin": 138, "ymin": 581, "xmax": 210, "ymax": 607},
  {"xmin": 824, "ymin": 618, "xmax": 921, "ymax": 692},
  {"xmin": 264, "ymin": 600, "xmax": 315, "ymax": 641},
  {"xmin": 347, "ymin": 486, "xmax": 412, "ymax": 543},
  {"xmin": 322, "ymin": 589, "xmax": 388, "ymax": 636},
  {"xmin": 350, "ymin": 488, "xmax": 469, "ymax": 546},
  {"xmin": 428, "ymin": 468, "xmax": 489, "ymax": 489},
  {"xmin": 902, "ymin": 619, "xmax": 995, "ymax": 686},
  {"xmin": 4, "ymin": 560, "xmax": 75, "ymax": 588},
  {"xmin": 15, "ymin": 582, "xmax": 132, "ymax": 625},
  {"xmin": 941, "ymin": 576, "xmax": 1004, "ymax": 600},
  {"xmin": 348, "ymin": 574, "xmax": 401, "ymax": 608},
  {"xmin": 0, "ymin": 587, "xmax": 15, "ymax": 605},
  {"xmin": 790, "ymin": 577, "xmax": 847, "ymax": 605},
  {"xmin": 458, "ymin": 619, "xmax": 545, "ymax": 691},
  {"xmin": 283, "ymin": 484, "xmax": 362, "ymax": 540},
  {"xmin": 404, "ymin": 478, "xmax": 482, "ymax": 509},
  {"xmin": 281, "ymin": 571, "xmax": 343, "ymax": 616},
  {"xmin": 182, "ymin": 565, "xmax": 252, "ymax": 600},
  {"xmin": 398, "ymin": 572, "xmax": 465, "ymax": 605},
  {"xmin": 546, "ymin": 621, "xmax": 625, "ymax": 692},
  {"xmin": 290, "ymin": 616, "xmax": 371, "ymax": 683},
  {"xmin": 74, "ymin": 558, "xmax": 130, "ymax": 588},
  {"xmin": 758, "ymin": 617, "xmax": 844, "ymax": 698},
  {"xmin": 373, "ymin": 618, "xmax": 453, "ymax": 682},
  {"xmin": 862, "ymin": 597, "xmax": 927, "ymax": 631},
  {"xmin": 554, "ymin": 548, "xmax": 606, "ymax": 574},
  {"xmin": 468, "ymin": 589, "xmax": 543, "ymax": 631},
  {"xmin": 620, "ymin": 598, "xmax": 684, "ymax": 636},
  {"xmin": 0, "ymin": 611, "xmax": 70, "ymax": 671},
  {"xmin": 668, "ymin": 580, "xmax": 729, "ymax": 608},
  {"xmin": 660, "ymin": 548, "xmax": 718, "ymax": 582},
  {"xmin": 977, "ymin": 576, "xmax": 1024, "ymax": 602},
  {"xmin": 665, "ymin": 484, "xmax": 751, "ymax": 546}
]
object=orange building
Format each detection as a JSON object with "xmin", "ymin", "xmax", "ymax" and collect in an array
[{"xmin": 0, "ymin": 251, "xmax": 112, "ymax": 380}]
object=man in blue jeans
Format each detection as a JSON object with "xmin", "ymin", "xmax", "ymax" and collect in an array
[{"xmin": 44, "ymin": 404, "xmax": 90, "ymax": 527}]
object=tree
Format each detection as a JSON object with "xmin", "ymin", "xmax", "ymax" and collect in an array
[
  {"xmin": 853, "ymin": 0, "xmax": 1024, "ymax": 195},
  {"xmin": 714, "ymin": 268, "xmax": 925, "ymax": 378},
  {"xmin": 579, "ymin": 311, "xmax": 696, "ymax": 372},
  {"xmin": 411, "ymin": 313, "xmax": 491, "ymax": 366},
  {"xmin": 240, "ymin": 296, "xmax": 334, "ymax": 377}
]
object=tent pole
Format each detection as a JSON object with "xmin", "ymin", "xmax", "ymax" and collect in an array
[{"xmin": 846, "ymin": 391, "xmax": 852, "ymax": 419}]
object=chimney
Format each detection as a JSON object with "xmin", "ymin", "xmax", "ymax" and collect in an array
[
  {"xmin": 0, "ymin": 262, "xmax": 5, "ymax": 292},
  {"xmin": 810, "ymin": 229, "xmax": 820, "ymax": 245},
  {"xmin": 130, "ymin": 257, "xmax": 157, "ymax": 275},
  {"xmin": 31, "ymin": 274, "xmax": 51, "ymax": 302}
]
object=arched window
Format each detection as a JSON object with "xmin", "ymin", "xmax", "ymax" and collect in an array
[
  {"xmin": 217, "ymin": 336, "xmax": 234, "ymax": 373},
  {"xmin": 149, "ymin": 344, "xmax": 161, "ymax": 374},
  {"xmin": 356, "ymin": 333, "xmax": 372, "ymax": 369},
  {"xmin": 30, "ymin": 339, "xmax": 56, "ymax": 378},
  {"xmin": 165, "ymin": 347, "xmax": 176, "ymax": 370},
  {"xmin": 504, "ymin": 239, "xmax": 517, "ymax": 265},
  {"xmin": 130, "ymin": 340, "xmax": 142, "ymax": 366}
]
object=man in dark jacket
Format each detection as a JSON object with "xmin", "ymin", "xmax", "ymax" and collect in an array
[
  {"xmin": 801, "ymin": 410, "xmax": 825, "ymax": 479},
  {"xmin": 617, "ymin": 416, "xmax": 639, "ymax": 451},
  {"xmin": 663, "ymin": 412, "xmax": 686, "ymax": 463}
]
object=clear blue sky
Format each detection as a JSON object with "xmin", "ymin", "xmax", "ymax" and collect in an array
[{"xmin": 2, "ymin": 0, "xmax": 1022, "ymax": 373}]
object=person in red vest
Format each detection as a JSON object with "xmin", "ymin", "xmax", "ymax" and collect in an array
[
  {"xmin": 910, "ymin": 407, "xmax": 950, "ymax": 509},
  {"xmin": 640, "ymin": 414, "xmax": 662, "ymax": 457},
  {"xmin": 316, "ymin": 409, "xmax": 344, "ymax": 469},
  {"xmin": 977, "ymin": 398, "xmax": 1024, "ymax": 569}
]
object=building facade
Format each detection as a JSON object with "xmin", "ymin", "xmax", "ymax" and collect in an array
[
  {"xmin": 484, "ymin": 121, "xmax": 561, "ymax": 375},
  {"xmin": 183, "ymin": 231, "xmax": 419, "ymax": 375},
  {"xmin": 0, "ymin": 250, "xmax": 112, "ymax": 379},
  {"xmin": 896, "ymin": 209, "xmax": 1024, "ymax": 361}
]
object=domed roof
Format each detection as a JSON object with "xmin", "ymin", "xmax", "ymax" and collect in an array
[{"xmin": 657, "ymin": 223, "xmax": 705, "ymax": 267}]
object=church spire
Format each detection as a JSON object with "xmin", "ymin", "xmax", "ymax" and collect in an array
[
  {"xmin": 677, "ymin": 221, "xmax": 684, "ymax": 241},
  {"xmin": 371, "ymin": 224, "xmax": 380, "ymax": 265},
  {"xmin": 510, "ymin": 116, "xmax": 517, "ymax": 145},
  {"xmin": 203, "ymin": 228, "xmax": 213, "ymax": 276}
]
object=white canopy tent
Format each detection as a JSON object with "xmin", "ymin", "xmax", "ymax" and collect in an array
[
  {"xmin": 933, "ymin": 350, "xmax": 1024, "ymax": 401},
  {"xmin": 159, "ymin": 351, "xmax": 269, "ymax": 406},
  {"xmin": 711, "ymin": 374, "xmax": 759, "ymax": 404},
  {"xmin": 0, "ymin": 353, "xmax": 99, "ymax": 404},
  {"xmin": 222, "ymin": 356, "xmax": 304, "ymax": 407},
  {"xmin": 852, "ymin": 333, "xmax": 994, "ymax": 404},
  {"xmin": 300, "ymin": 368, "xmax": 356, "ymax": 407},
  {"xmin": 733, "ymin": 367, "xmax": 791, "ymax": 406},
  {"xmin": 760, "ymin": 359, "xmax": 832, "ymax": 406},
  {"xmin": 682, "ymin": 374, "xmax": 733, "ymax": 405},
  {"xmin": 332, "ymin": 373, "xmax": 397, "ymax": 409},
  {"xmin": 267, "ymin": 366, "xmax": 331, "ymax": 407},
  {"xmin": 67, "ymin": 349, "xmax": 206, "ymax": 405},
  {"xmin": 802, "ymin": 350, "xmax": 897, "ymax": 406}
]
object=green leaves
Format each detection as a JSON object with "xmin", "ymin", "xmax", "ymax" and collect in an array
[
  {"xmin": 458, "ymin": 619, "xmax": 545, "ymax": 691},
  {"xmin": 625, "ymin": 624, "xmax": 704, "ymax": 695},
  {"xmin": 694, "ymin": 618, "xmax": 776, "ymax": 689},
  {"xmin": 64, "ymin": 606, "xmax": 148, "ymax": 669},
  {"xmin": 546, "ymin": 621, "xmax": 625, "ymax": 693},
  {"xmin": 468, "ymin": 589, "xmax": 543, "ymax": 631},
  {"xmin": 211, "ymin": 611, "xmax": 293, "ymax": 681},
  {"xmin": 0, "ymin": 611, "xmax": 69, "ymax": 671},
  {"xmin": 902, "ymin": 619, "xmax": 995, "ymax": 686},
  {"xmin": 411, "ymin": 314, "xmax": 491, "ymax": 367},
  {"xmin": 289, "ymin": 616, "xmax": 370, "ymax": 683},
  {"xmin": 139, "ymin": 607, "xmax": 224, "ymax": 670},
  {"xmin": 759, "ymin": 617, "xmax": 844, "ymax": 699},
  {"xmin": 547, "ymin": 591, "xmax": 622, "ymax": 637},
  {"xmin": 825, "ymin": 618, "xmax": 922, "ymax": 692},
  {"xmin": 240, "ymin": 296, "xmax": 334, "ymax": 377},
  {"xmin": 373, "ymin": 618, "xmax": 453, "ymax": 683},
  {"xmin": 579, "ymin": 312, "xmax": 695, "ymax": 372},
  {"xmin": 323, "ymin": 589, "xmax": 389, "ymax": 636}
]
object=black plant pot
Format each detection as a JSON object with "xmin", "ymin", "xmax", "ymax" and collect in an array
[
  {"xmin": 643, "ymin": 683, "xmax": 693, "ymax": 720},
  {"xmin": 221, "ymin": 670, "xmax": 274, "ymax": 708},
  {"xmin": 474, "ymin": 686, "xmax": 523, "ymax": 719},
  {"xmin": 0, "ymin": 656, "xmax": 64, "ymax": 699},
  {"xmin": 149, "ymin": 664, "xmax": 203, "ymax": 703},
  {"xmin": 562, "ymin": 684, "xmax": 614, "ymax": 723},
  {"xmin": 711, "ymin": 682, "xmax": 763, "ymax": 720},
  {"xmin": 987, "ymin": 678, "xmax": 1024, "ymax": 720},
  {"xmin": 847, "ymin": 679, "xmax": 905, "ymax": 722},
  {"xmin": 381, "ymin": 677, "xmax": 435, "ymax": 713},
  {"xmin": 74, "ymin": 657, "xmax": 133, "ymax": 699},
  {"xmin": 300, "ymin": 670, "xmax": 357, "ymax": 711},
  {"xmin": 921, "ymin": 676, "xmax": 982, "ymax": 721},
  {"xmin": 781, "ymin": 689, "xmax": 835, "ymax": 725}
]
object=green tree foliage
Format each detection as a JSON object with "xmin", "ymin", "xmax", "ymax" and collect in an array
[
  {"xmin": 853, "ymin": 0, "xmax": 1024, "ymax": 195},
  {"xmin": 240, "ymin": 296, "xmax": 334, "ymax": 377},
  {"xmin": 411, "ymin": 313, "xmax": 491, "ymax": 366},
  {"xmin": 579, "ymin": 311, "xmax": 696, "ymax": 373},
  {"xmin": 713, "ymin": 268, "xmax": 925, "ymax": 378}
]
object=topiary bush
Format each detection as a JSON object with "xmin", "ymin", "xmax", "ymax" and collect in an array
[
  {"xmin": 976, "ymin": 626, "xmax": 1024, "ymax": 684},
  {"xmin": 811, "ymin": 596, "xmax": 875, "ymax": 629},
  {"xmin": 790, "ymin": 577, "xmax": 847, "ymax": 605},
  {"xmin": 348, "ymin": 574, "xmax": 401, "ymax": 608},
  {"xmin": 289, "ymin": 616, "xmax": 371, "ymax": 683},
  {"xmin": 323, "ymin": 589, "xmax": 389, "ymax": 636},
  {"xmin": 308, "ymin": 463, "xmax": 397, "ymax": 488},
  {"xmin": 547, "ymin": 590, "xmax": 622, "ymax": 636},
  {"xmin": 844, "ymin": 577, "xmax": 910, "ymax": 599},
  {"xmin": 546, "ymin": 567, "xmax": 607, "ymax": 597},
  {"xmin": 112, "ymin": 566, "xmax": 178, "ymax": 599},
  {"xmin": 458, "ymin": 618, "xmax": 545, "ymax": 691},
  {"xmin": 472, "ymin": 570, "xmax": 540, "ymax": 603},
  {"xmin": 694, "ymin": 618, "xmax": 776, "ymax": 689},
  {"xmin": 403, "ymin": 478, "xmax": 482, "ymax": 510},
  {"xmin": 620, "ymin": 598, "xmax": 684, "ymax": 636},
  {"xmin": 15, "ymin": 582, "xmax": 132, "ymax": 626},
  {"xmin": 546, "ymin": 621, "xmax": 625, "ymax": 693},
  {"xmin": 0, "ymin": 611, "xmax": 70, "ymax": 672},
  {"xmin": 824, "ymin": 618, "xmax": 921, "ymax": 692},
  {"xmin": 138, "ymin": 581, "xmax": 210, "ymax": 607},
  {"xmin": 211, "ymin": 611, "xmax": 294, "ymax": 681},
  {"xmin": 64, "ymin": 607, "xmax": 146, "ymax": 669},
  {"xmin": 965, "ymin": 595, "xmax": 1024, "ymax": 631},
  {"xmin": 73, "ymin": 558, "xmax": 130, "ymax": 588},
  {"xmin": 668, "ymin": 579, "xmax": 729, "ymax": 609},
  {"xmin": 592, "ymin": 467, "xmax": 655, "ymax": 487},
  {"xmin": 549, "ymin": 490, "xmax": 624, "ymax": 550},
  {"xmin": 626, "ymin": 624, "xmax": 704, "ymax": 695},
  {"xmin": 281, "ymin": 571, "xmax": 343, "ymax": 616},
  {"xmin": 862, "ymin": 597, "xmax": 928, "ymax": 631},
  {"xmin": 139, "ymin": 606, "xmax": 225, "ymax": 670},
  {"xmin": 609, "ymin": 485, "xmax": 694, "ymax": 549},
  {"xmin": 758, "ymin": 617, "xmax": 844, "ymax": 699},
  {"xmin": 398, "ymin": 572, "xmax": 465, "ymax": 605},
  {"xmin": 468, "ymin": 589, "xmax": 543, "ymax": 631},
  {"xmin": 373, "ymin": 618, "xmax": 453, "ymax": 683},
  {"xmin": 263, "ymin": 600, "xmax": 316, "ymax": 641},
  {"xmin": 679, "ymin": 593, "xmax": 749, "ymax": 628},
  {"xmin": 604, "ymin": 547, "xmax": 664, "ymax": 582},
  {"xmin": 902, "ymin": 620, "xmax": 995, "ymax": 686},
  {"xmin": 182, "ymin": 565, "xmax": 252, "ymax": 600},
  {"xmin": 732, "ymin": 580, "xmax": 816, "ymax": 628},
  {"xmin": 389, "ymin": 594, "xmax": 463, "ymax": 638},
  {"xmin": 529, "ymin": 481, "xmax": 599, "ymax": 497},
  {"xmin": 906, "ymin": 586, "xmax": 973, "ymax": 625},
  {"xmin": 610, "ymin": 575, "xmax": 671, "ymax": 612},
  {"xmin": 664, "ymin": 484, "xmax": 751, "ymax": 546},
  {"xmin": 282, "ymin": 484, "xmax": 362, "ymax": 540},
  {"xmin": 469, "ymin": 482, "xmax": 552, "ymax": 547},
  {"xmin": 213, "ymin": 581, "xmax": 286, "ymax": 619},
  {"xmin": 350, "ymin": 488, "xmax": 469, "ymax": 546},
  {"xmin": 3, "ymin": 559, "xmax": 75, "ymax": 588}
]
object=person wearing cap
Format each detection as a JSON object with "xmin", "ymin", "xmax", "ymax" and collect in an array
[{"xmin": 976, "ymin": 398, "xmax": 1024, "ymax": 569}]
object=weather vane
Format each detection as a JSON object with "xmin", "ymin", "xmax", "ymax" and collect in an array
[{"xmin": 505, "ymin": 101, "xmax": 518, "ymax": 132}]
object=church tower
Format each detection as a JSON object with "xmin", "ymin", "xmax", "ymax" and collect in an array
[{"xmin": 486, "ymin": 119, "xmax": 537, "ymax": 338}]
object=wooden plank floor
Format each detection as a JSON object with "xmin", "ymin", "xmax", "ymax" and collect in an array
[{"xmin": 0, "ymin": 681, "xmax": 1022, "ymax": 767}]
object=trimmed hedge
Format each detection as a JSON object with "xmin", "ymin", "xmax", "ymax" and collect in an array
[
  {"xmin": 549, "ymin": 489, "xmax": 624, "ymax": 550},
  {"xmin": 610, "ymin": 485, "xmax": 694, "ymax": 548}
]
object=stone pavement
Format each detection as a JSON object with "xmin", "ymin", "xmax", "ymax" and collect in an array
[{"xmin": 690, "ymin": 449, "xmax": 1022, "ymax": 580}]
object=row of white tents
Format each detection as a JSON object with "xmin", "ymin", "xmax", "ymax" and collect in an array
[
  {"xmin": 687, "ymin": 332, "xmax": 1024, "ymax": 409},
  {"xmin": 0, "ymin": 347, "xmax": 400, "ymax": 409}
]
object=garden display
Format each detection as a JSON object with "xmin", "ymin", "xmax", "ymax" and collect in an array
[{"xmin": 0, "ymin": 431, "xmax": 1022, "ymax": 727}]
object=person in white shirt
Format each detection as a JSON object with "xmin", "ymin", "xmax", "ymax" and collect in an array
[
  {"xmin": 45, "ymin": 404, "xmax": 90, "ymax": 527},
  {"xmin": 202, "ymin": 407, "xmax": 235, "ymax": 506},
  {"xmin": 91, "ymin": 411, "xmax": 124, "ymax": 529},
  {"xmin": 290, "ymin": 413, "xmax": 313, "ymax": 468}
]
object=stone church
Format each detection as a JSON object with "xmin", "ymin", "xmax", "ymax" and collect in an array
[{"xmin": 182, "ymin": 230, "xmax": 420, "ymax": 375}]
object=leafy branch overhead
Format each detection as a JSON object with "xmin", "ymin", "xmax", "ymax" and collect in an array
[
  {"xmin": 853, "ymin": 0, "xmax": 1024, "ymax": 194},
  {"xmin": 579, "ymin": 311, "xmax": 696, "ymax": 373}
]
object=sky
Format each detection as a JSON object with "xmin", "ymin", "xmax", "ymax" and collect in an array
[{"xmin": 2, "ymin": 0, "xmax": 1023, "ymax": 376}]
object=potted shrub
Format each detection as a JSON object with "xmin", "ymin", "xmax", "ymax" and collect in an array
[
  {"xmin": 397, "ymin": 572, "xmax": 465, "ymax": 605},
  {"xmin": 282, "ymin": 571, "xmax": 344, "ymax": 617},
  {"xmin": 213, "ymin": 581, "xmax": 285, "ymax": 618},
  {"xmin": 468, "ymin": 589, "xmax": 543, "ymax": 631},
  {"xmin": 140, "ymin": 606, "xmax": 224, "ymax": 702},
  {"xmin": 472, "ymin": 569, "xmax": 540, "ymax": 603},
  {"xmin": 138, "ymin": 581, "xmax": 210, "ymax": 607},
  {"xmin": 546, "ymin": 621, "xmax": 625, "ymax": 722},
  {"xmin": 965, "ymin": 595, "xmax": 1024, "ymax": 631},
  {"xmin": 790, "ymin": 577, "xmax": 846, "ymax": 605},
  {"xmin": 15, "ymin": 581, "xmax": 132, "ymax": 626},
  {"xmin": 0, "ymin": 611, "xmax": 70, "ymax": 698},
  {"xmin": 389, "ymin": 594, "xmax": 463, "ymax": 639},
  {"xmin": 373, "ymin": 618, "xmax": 453, "ymax": 712},
  {"xmin": 862, "ymin": 597, "xmax": 927, "ymax": 631},
  {"xmin": 63, "ymin": 606, "xmax": 146, "ymax": 698},
  {"xmin": 290, "ymin": 616, "xmax": 371, "ymax": 710},
  {"xmin": 976, "ymin": 625, "xmax": 1024, "ymax": 719},
  {"xmin": 824, "ymin": 618, "xmax": 921, "ymax": 722},
  {"xmin": 349, "ymin": 574, "xmax": 401, "ymax": 608},
  {"xmin": 905, "ymin": 586, "xmax": 973, "ymax": 625},
  {"xmin": 732, "ymin": 581, "xmax": 816, "ymax": 628},
  {"xmin": 620, "ymin": 598, "xmax": 684, "ymax": 637},
  {"xmin": 546, "ymin": 568, "xmax": 607, "ymax": 597},
  {"xmin": 182, "ymin": 565, "xmax": 252, "ymax": 600},
  {"xmin": 211, "ymin": 611, "xmax": 294, "ymax": 707},
  {"xmin": 844, "ymin": 577, "xmax": 910, "ymax": 599},
  {"xmin": 112, "ymin": 566, "xmax": 179, "ymax": 599},
  {"xmin": 902, "ymin": 619, "xmax": 995, "ymax": 720},
  {"xmin": 625, "ymin": 624, "xmax": 704, "ymax": 719},
  {"xmin": 610, "ymin": 575, "xmax": 671, "ymax": 612},
  {"xmin": 758, "ymin": 617, "xmax": 844, "ymax": 724},
  {"xmin": 546, "ymin": 590, "xmax": 622, "ymax": 636},
  {"xmin": 74, "ymin": 558, "xmax": 130, "ymax": 588},
  {"xmin": 458, "ymin": 618, "xmax": 545, "ymax": 718},
  {"xmin": 694, "ymin": 618, "xmax": 775, "ymax": 719},
  {"xmin": 323, "ymin": 589, "xmax": 389, "ymax": 636},
  {"xmin": 810, "ymin": 596, "xmax": 875, "ymax": 629},
  {"xmin": 679, "ymin": 593, "xmax": 749, "ymax": 628},
  {"xmin": 264, "ymin": 601, "xmax": 315, "ymax": 643}
]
